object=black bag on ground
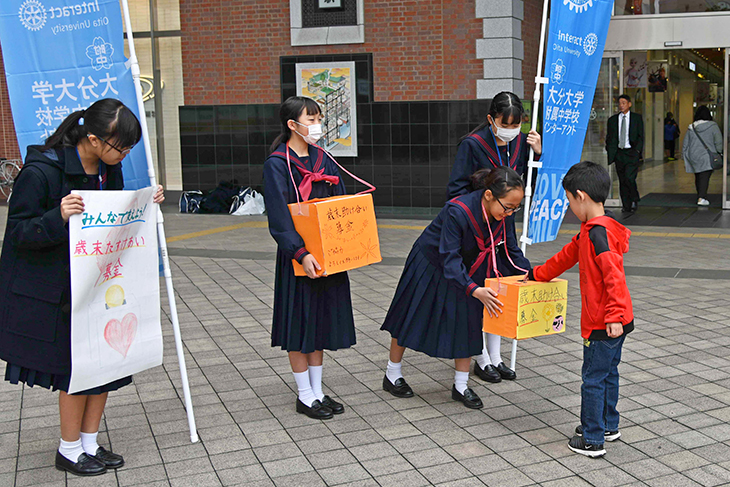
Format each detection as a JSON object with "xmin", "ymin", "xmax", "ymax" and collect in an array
[{"xmin": 199, "ymin": 180, "xmax": 242, "ymax": 214}]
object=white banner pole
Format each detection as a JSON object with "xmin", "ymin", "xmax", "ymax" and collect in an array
[
  {"xmin": 512, "ymin": 0, "xmax": 551, "ymax": 372},
  {"xmin": 119, "ymin": 0, "xmax": 199, "ymax": 443}
]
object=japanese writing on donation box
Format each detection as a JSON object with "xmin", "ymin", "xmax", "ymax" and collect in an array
[
  {"xmin": 325, "ymin": 204, "xmax": 368, "ymax": 221},
  {"xmin": 317, "ymin": 198, "xmax": 380, "ymax": 269},
  {"xmin": 544, "ymin": 86, "xmax": 585, "ymax": 137},
  {"xmin": 518, "ymin": 285, "xmax": 567, "ymax": 306},
  {"xmin": 322, "ymin": 203, "xmax": 370, "ymax": 244}
]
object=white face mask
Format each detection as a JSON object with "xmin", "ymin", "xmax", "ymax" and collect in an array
[
  {"xmin": 293, "ymin": 121, "xmax": 322, "ymax": 145},
  {"xmin": 490, "ymin": 116, "xmax": 521, "ymax": 143},
  {"xmin": 495, "ymin": 125, "xmax": 521, "ymax": 143}
]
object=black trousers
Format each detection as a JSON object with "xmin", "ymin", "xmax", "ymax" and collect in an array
[
  {"xmin": 614, "ymin": 148, "xmax": 641, "ymax": 210},
  {"xmin": 695, "ymin": 170, "xmax": 712, "ymax": 200}
]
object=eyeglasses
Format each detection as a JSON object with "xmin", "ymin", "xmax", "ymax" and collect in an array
[
  {"xmin": 93, "ymin": 135, "xmax": 134, "ymax": 155},
  {"xmin": 495, "ymin": 198, "xmax": 522, "ymax": 214}
]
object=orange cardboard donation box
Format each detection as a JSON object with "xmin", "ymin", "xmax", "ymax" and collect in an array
[
  {"xmin": 289, "ymin": 194, "xmax": 382, "ymax": 277},
  {"xmin": 483, "ymin": 275, "xmax": 568, "ymax": 339}
]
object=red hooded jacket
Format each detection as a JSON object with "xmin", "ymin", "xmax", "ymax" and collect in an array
[{"xmin": 530, "ymin": 214, "xmax": 634, "ymax": 340}]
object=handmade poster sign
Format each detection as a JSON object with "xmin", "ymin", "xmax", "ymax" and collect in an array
[
  {"xmin": 483, "ymin": 275, "xmax": 568, "ymax": 340},
  {"xmin": 68, "ymin": 187, "xmax": 162, "ymax": 393},
  {"xmin": 289, "ymin": 193, "xmax": 381, "ymax": 276}
]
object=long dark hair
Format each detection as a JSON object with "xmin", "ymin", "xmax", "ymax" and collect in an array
[
  {"xmin": 41, "ymin": 98, "xmax": 141, "ymax": 151},
  {"xmin": 270, "ymin": 96, "xmax": 322, "ymax": 153},
  {"xmin": 694, "ymin": 105, "xmax": 713, "ymax": 122},
  {"xmin": 470, "ymin": 166, "xmax": 524, "ymax": 198},
  {"xmin": 460, "ymin": 91, "xmax": 525, "ymax": 142}
]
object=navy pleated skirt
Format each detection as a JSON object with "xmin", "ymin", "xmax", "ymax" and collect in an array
[
  {"xmin": 381, "ymin": 244, "xmax": 484, "ymax": 359},
  {"xmin": 271, "ymin": 251, "xmax": 356, "ymax": 353},
  {"xmin": 4, "ymin": 364, "xmax": 132, "ymax": 395}
]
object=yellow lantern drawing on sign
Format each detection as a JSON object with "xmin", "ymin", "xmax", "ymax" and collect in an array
[{"xmin": 542, "ymin": 303, "xmax": 554, "ymax": 333}]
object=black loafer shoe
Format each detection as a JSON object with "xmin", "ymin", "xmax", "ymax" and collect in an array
[
  {"xmin": 451, "ymin": 385, "xmax": 483, "ymax": 409},
  {"xmin": 93, "ymin": 446, "xmax": 124, "ymax": 469},
  {"xmin": 296, "ymin": 399, "xmax": 333, "ymax": 420},
  {"xmin": 55, "ymin": 451, "xmax": 106, "ymax": 476},
  {"xmin": 321, "ymin": 395, "xmax": 344, "ymax": 414},
  {"xmin": 382, "ymin": 375, "xmax": 414, "ymax": 398},
  {"xmin": 473, "ymin": 361, "xmax": 501, "ymax": 383},
  {"xmin": 496, "ymin": 362, "xmax": 516, "ymax": 380}
]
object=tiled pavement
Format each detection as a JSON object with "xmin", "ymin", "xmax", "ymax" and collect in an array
[{"xmin": 2, "ymin": 205, "xmax": 730, "ymax": 487}]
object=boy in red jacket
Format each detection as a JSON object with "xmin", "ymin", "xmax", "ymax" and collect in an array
[{"xmin": 528, "ymin": 161, "xmax": 633, "ymax": 458}]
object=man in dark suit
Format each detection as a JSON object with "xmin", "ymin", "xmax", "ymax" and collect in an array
[{"xmin": 606, "ymin": 94, "xmax": 644, "ymax": 212}]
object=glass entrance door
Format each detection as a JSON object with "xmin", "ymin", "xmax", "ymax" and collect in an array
[
  {"xmin": 725, "ymin": 47, "xmax": 729, "ymax": 210},
  {"xmin": 581, "ymin": 52, "xmax": 622, "ymax": 207}
]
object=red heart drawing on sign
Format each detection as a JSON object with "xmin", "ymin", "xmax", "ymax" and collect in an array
[{"xmin": 104, "ymin": 313, "xmax": 138, "ymax": 358}]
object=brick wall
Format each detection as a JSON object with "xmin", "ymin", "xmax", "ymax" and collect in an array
[
  {"xmin": 522, "ymin": 0, "xmax": 543, "ymax": 100},
  {"xmin": 0, "ymin": 46, "xmax": 21, "ymax": 160},
  {"xmin": 179, "ymin": 0, "xmax": 484, "ymax": 105}
]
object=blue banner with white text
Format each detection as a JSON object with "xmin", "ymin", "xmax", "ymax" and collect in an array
[
  {"xmin": 0, "ymin": 0, "xmax": 150, "ymax": 190},
  {"xmin": 528, "ymin": 0, "xmax": 613, "ymax": 243}
]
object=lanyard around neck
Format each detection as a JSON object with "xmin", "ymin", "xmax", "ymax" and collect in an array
[{"xmin": 489, "ymin": 125, "xmax": 510, "ymax": 166}]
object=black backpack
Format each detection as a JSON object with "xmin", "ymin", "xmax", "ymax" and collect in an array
[{"xmin": 199, "ymin": 180, "xmax": 242, "ymax": 214}]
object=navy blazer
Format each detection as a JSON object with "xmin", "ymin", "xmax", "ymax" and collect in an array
[{"xmin": 0, "ymin": 145, "xmax": 124, "ymax": 375}]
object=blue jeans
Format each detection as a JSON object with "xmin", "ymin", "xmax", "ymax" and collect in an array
[{"xmin": 581, "ymin": 335, "xmax": 625, "ymax": 445}]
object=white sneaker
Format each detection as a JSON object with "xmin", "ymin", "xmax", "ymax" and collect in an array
[{"xmin": 698, "ymin": 198, "xmax": 710, "ymax": 206}]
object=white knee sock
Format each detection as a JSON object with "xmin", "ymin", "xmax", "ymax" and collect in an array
[
  {"xmin": 476, "ymin": 333, "xmax": 491, "ymax": 369},
  {"xmin": 386, "ymin": 360, "xmax": 403, "ymax": 385},
  {"xmin": 80, "ymin": 431, "xmax": 100, "ymax": 455},
  {"xmin": 293, "ymin": 370, "xmax": 317, "ymax": 407},
  {"xmin": 308, "ymin": 365, "xmax": 324, "ymax": 401},
  {"xmin": 59, "ymin": 438, "xmax": 84, "ymax": 463},
  {"xmin": 487, "ymin": 333, "xmax": 503, "ymax": 366},
  {"xmin": 454, "ymin": 370, "xmax": 469, "ymax": 394}
]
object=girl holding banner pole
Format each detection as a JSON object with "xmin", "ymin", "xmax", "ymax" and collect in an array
[
  {"xmin": 381, "ymin": 166, "xmax": 531, "ymax": 408},
  {"xmin": 263, "ymin": 96, "xmax": 354, "ymax": 420},
  {"xmin": 447, "ymin": 92, "xmax": 542, "ymax": 384},
  {"xmin": 0, "ymin": 99, "xmax": 164, "ymax": 477}
]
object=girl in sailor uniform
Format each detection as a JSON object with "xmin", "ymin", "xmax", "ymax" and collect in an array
[
  {"xmin": 263, "ymin": 96, "xmax": 353, "ymax": 420},
  {"xmin": 447, "ymin": 91, "xmax": 542, "ymax": 384},
  {"xmin": 0, "ymin": 99, "xmax": 164, "ymax": 476},
  {"xmin": 381, "ymin": 166, "xmax": 530, "ymax": 408}
]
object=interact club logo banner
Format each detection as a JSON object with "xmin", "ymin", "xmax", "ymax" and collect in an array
[
  {"xmin": 0, "ymin": 0, "xmax": 150, "ymax": 190},
  {"xmin": 527, "ymin": 0, "xmax": 613, "ymax": 243}
]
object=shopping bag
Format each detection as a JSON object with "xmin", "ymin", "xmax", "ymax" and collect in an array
[{"xmin": 231, "ymin": 189, "xmax": 265, "ymax": 215}]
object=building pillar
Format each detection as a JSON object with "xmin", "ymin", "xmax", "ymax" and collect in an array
[{"xmin": 475, "ymin": 0, "xmax": 524, "ymax": 99}]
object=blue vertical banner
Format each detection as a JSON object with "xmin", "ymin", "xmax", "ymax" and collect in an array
[
  {"xmin": 0, "ymin": 0, "xmax": 150, "ymax": 190},
  {"xmin": 528, "ymin": 0, "xmax": 613, "ymax": 243}
]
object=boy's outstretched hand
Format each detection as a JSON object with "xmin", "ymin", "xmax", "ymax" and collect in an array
[{"xmin": 606, "ymin": 322, "xmax": 623, "ymax": 338}]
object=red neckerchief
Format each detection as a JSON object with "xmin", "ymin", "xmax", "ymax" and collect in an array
[
  {"xmin": 450, "ymin": 197, "xmax": 504, "ymax": 277},
  {"xmin": 274, "ymin": 144, "xmax": 340, "ymax": 200}
]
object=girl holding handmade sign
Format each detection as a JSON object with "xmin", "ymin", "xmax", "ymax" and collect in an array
[
  {"xmin": 0, "ymin": 99, "xmax": 164, "ymax": 476},
  {"xmin": 447, "ymin": 91, "xmax": 542, "ymax": 384},
  {"xmin": 381, "ymin": 166, "xmax": 530, "ymax": 408},
  {"xmin": 263, "ymin": 96, "xmax": 354, "ymax": 420}
]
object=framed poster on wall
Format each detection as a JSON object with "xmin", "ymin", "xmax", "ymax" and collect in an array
[{"xmin": 296, "ymin": 61, "xmax": 358, "ymax": 157}]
